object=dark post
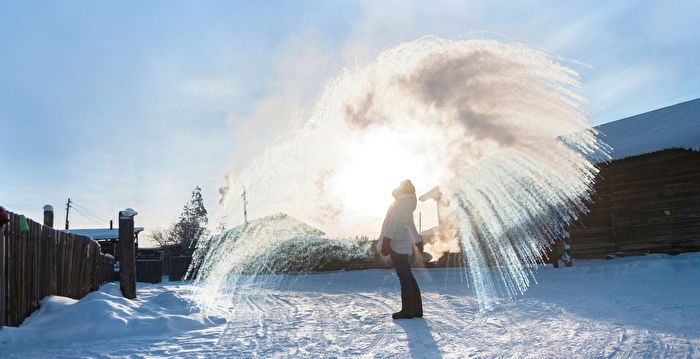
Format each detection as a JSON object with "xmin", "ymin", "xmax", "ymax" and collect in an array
[
  {"xmin": 0, "ymin": 209, "xmax": 7, "ymax": 326},
  {"xmin": 43, "ymin": 205, "xmax": 54, "ymax": 228},
  {"xmin": 160, "ymin": 250, "xmax": 168, "ymax": 275},
  {"xmin": 0, "ymin": 206, "xmax": 10, "ymax": 326},
  {"xmin": 64, "ymin": 198, "xmax": 71, "ymax": 230},
  {"xmin": 119, "ymin": 208, "xmax": 137, "ymax": 299}
]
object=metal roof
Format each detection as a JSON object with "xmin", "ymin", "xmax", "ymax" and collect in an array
[{"xmin": 63, "ymin": 227, "xmax": 145, "ymax": 240}]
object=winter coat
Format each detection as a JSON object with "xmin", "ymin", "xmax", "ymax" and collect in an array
[{"xmin": 377, "ymin": 192, "xmax": 421, "ymax": 255}]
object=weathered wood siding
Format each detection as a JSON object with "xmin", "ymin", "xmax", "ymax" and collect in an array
[
  {"xmin": 569, "ymin": 148, "xmax": 700, "ymax": 258},
  {"xmin": 135, "ymin": 260, "xmax": 162, "ymax": 284},
  {"xmin": 168, "ymin": 256, "xmax": 193, "ymax": 281}
]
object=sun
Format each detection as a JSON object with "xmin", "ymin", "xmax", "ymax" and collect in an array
[{"xmin": 326, "ymin": 128, "xmax": 443, "ymax": 236}]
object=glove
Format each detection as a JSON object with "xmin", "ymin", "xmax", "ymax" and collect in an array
[{"xmin": 381, "ymin": 237, "xmax": 392, "ymax": 256}]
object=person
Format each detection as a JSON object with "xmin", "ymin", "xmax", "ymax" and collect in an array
[
  {"xmin": 377, "ymin": 179, "xmax": 424, "ymax": 319},
  {"xmin": 0, "ymin": 206, "xmax": 9, "ymax": 227}
]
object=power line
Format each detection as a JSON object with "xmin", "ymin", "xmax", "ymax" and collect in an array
[
  {"xmin": 71, "ymin": 201, "xmax": 111, "ymax": 222},
  {"xmin": 72, "ymin": 207, "xmax": 102, "ymax": 223},
  {"xmin": 71, "ymin": 201, "xmax": 110, "ymax": 220},
  {"xmin": 71, "ymin": 206, "xmax": 108, "ymax": 226}
]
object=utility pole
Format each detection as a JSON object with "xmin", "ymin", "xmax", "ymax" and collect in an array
[
  {"xmin": 242, "ymin": 189, "xmax": 248, "ymax": 225},
  {"xmin": 218, "ymin": 213, "xmax": 227, "ymax": 234},
  {"xmin": 418, "ymin": 211, "xmax": 422, "ymax": 233},
  {"xmin": 64, "ymin": 198, "xmax": 72, "ymax": 230}
]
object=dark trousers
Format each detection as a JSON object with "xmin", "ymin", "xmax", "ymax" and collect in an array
[{"xmin": 390, "ymin": 249, "xmax": 422, "ymax": 313}]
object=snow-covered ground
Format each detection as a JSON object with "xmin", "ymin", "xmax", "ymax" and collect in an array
[
  {"xmin": 1, "ymin": 253, "xmax": 699, "ymax": 358},
  {"xmin": 596, "ymin": 98, "xmax": 700, "ymax": 160}
]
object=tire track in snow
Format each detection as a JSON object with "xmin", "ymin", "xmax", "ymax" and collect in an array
[{"xmin": 217, "ymin": 290, "xmax": 397, "ymax": 357}]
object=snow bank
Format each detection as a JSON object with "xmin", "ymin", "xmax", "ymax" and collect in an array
[{"xmin": 0, "ymin": 282, "xmax": 225, "ymax": 347}]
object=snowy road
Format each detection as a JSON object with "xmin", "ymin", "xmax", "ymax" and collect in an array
[{"xmin": 1, "ymin": 253, "xmax": 699, "ymax": 358}]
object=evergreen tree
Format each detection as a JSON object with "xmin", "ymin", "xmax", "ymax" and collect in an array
[
  {"xmin": 174, "ymin": 186, "xmax": 209, "ymax": 252},
  {"xmin": 152, "ymin": 186, "xmax": 209, "ymax": 255}
]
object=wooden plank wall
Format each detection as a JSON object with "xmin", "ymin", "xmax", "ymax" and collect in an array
[
  {"xmin": 168, "ymin": 256, "xmax": 193, "ymax": 281},
  {"xmin": 0, "ymin": 212, "xmax": 115, "ymax": 327},
  {"xmin": 135, "ymin": 260, "xmax": 162, "ymax": 284},
  {"xmin": 569, "ymin": 148, "xmax": 700, "ymax": 258}
]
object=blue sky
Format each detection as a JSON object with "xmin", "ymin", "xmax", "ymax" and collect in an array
[{"xmin": 1, "ymin": 0, "xmax": 699, "ymax": 241}]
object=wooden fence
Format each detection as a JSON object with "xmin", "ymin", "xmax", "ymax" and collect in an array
[
  {"xmin": 136, "ymin": 260, "xmax": 162, "ymax": 284},
  {"xmin": 168, "ymin": 256, "xmax": 193, "ymax": 281},
  {"xmin": 0, "ymin": 211, "xmax": 115, "ymax": 327}
]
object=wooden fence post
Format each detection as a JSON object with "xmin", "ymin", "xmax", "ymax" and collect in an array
[
  {"xmin": 119, "ymin": 208, "xmax": 137, "ymax": 299},
  {"xmin": 43, "ymin": 205, "xmax": 54, "ymax": 228},
  {"xmin": 0, "ymin": 216, "xmax": 6, "ymax": 326}
]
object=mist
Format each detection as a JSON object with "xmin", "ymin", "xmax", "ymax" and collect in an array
[{"xmin": 219, "ymin": 37, "xmax": 604, "ymax": 237}]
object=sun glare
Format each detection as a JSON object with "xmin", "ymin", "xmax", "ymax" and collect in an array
[{"xmin": 329, "ymin": 128, "xmax": 440, "ymax": 233}]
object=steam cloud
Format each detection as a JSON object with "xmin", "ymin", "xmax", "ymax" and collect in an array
[{"xmin": 213, "ymin": 37, "xmax": 608, "ymax": 308}]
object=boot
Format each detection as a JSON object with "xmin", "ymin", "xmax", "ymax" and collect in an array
[
  {"xmin": 413, "ymin": 289, "xmax": 423, "ymax": 318},
  {"xmin": 392, "ymin": 290, "xmax": 414, "ymax": 320}
]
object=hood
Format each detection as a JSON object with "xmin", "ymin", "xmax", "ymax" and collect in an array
[{"xmin": 394, "ymin": 192, "xmax": 417, "ymax": 211}]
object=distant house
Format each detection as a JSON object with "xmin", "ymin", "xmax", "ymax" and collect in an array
[{"xmin": 64, "ymin": 225, "xmax": 144, "ymax": 261}]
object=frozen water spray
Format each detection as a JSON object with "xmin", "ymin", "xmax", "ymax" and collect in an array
[{"xmin": 191, "ymin": 37, "xmax": 608, "ymax": 310}]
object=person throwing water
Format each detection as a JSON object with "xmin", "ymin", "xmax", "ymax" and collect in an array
[{"xmin": 378, "ymin": 179, "xmax": 424, "ymax": 319}]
